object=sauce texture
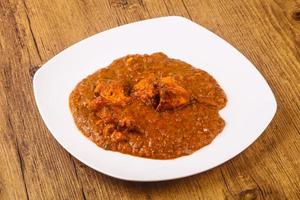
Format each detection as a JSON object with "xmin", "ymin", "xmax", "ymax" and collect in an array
[{"xmin": 69, "ymin": 53, "xmax": 227, "ymax": 159}]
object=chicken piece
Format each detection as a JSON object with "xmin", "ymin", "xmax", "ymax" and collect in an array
[
  {"xmin": 97, "ymin": 80, "xmax": 130, "ymax": 105},
  {"xmin": 157, "ymin": 76, "xmax": 191, "ymax": 111},
  {"xmin": 89, "ymin": 80, "xmax": 130, "ymax": 109},
  {"xmin": 132, "ymin": 74, "xmax": 159, "ymax": 107}
]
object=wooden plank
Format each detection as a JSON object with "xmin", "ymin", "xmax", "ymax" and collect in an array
[
  {"xmin": 0, "ymin": 1, "xmax": 30, "ymax": 199},
  {"xmin": 0, "ymin": 59, "xmax": 28, "ymax": 199},
  {"xmin": 0, "ymin": 0, "xmax": 84, "ymax": 199}
]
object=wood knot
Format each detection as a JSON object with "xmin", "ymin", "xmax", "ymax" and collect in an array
[
  {"xmin": 110, "ymin": 0, "xmax": 129, "ymax": 8},
  {"xmin": 109, "ymin": 0, "xmax": 142, "ymax": 9},
  {"xmin": 292, "ymin": 11, "xmax": 300, "ymax": 21},
  {"xmin": 29, "ymin": 65, "xmax": 40, "ymax": 78},
  {"xmin": 239, "ymin": 188, "xmax": 258, "ymax": 200}
]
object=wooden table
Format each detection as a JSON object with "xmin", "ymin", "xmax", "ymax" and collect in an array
[{"xmin": 1, "ymin": 0, "xmax": 299, "ymax": 199}]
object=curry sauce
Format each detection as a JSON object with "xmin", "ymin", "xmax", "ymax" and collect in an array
[{"xmin": 69, "ymin": 53, "xmax": 227, "ymax": 159}]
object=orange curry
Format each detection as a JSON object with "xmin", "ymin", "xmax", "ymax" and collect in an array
[{"xmin": 69, "ymin": 53, "xmax": 227, "ymax": 159}]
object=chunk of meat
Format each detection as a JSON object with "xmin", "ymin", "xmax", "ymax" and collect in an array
[
  {"xmin": 132, "ymin": 75, "xmax": 191, "ymax": 111},
  {"xmin": 89, "ymin": 80, "xmax": 130, "ymax": 109},
  {"xmin": 157, "ymin": 76, "xmax": 191, "ymax": 111},
  {"xmin": 97, "ymin": 80, "xmax": 130, "ymax": 105},
  {"xmin": 132, "ymin": 74, "xmax": 159, "ymax": 107}
]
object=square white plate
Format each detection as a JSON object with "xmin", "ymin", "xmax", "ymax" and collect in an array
[{"xmin": 33, "ymin": 16, "xmax": 277, "ymax": 181}]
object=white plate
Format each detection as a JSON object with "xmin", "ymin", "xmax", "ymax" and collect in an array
[{"xmin": 33, "ymin": 16, "xmax": 277, "ymax": 181}]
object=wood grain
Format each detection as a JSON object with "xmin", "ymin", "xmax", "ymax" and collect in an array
[{"xmin": 0, "ymin": 0, "xmax": 299, "ymax": 199}]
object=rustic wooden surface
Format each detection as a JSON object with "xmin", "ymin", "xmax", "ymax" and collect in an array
[{"xmin": 0, "ymin": 0, "xmax": 299, "ymax": 199}]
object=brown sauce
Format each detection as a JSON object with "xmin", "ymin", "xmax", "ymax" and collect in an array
[{"xmin": 69, "ymin": 53, "xmax": 227, "ymax": 159}]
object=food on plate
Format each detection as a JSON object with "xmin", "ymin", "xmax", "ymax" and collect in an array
[{"xmin": 69, "ymin": 52, "xmax": 227, "ymax": 159}]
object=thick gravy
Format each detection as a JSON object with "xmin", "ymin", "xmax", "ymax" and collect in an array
[{"xmin": 69, "ymin": 53, "xmax": 227, "ymax": 159}]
